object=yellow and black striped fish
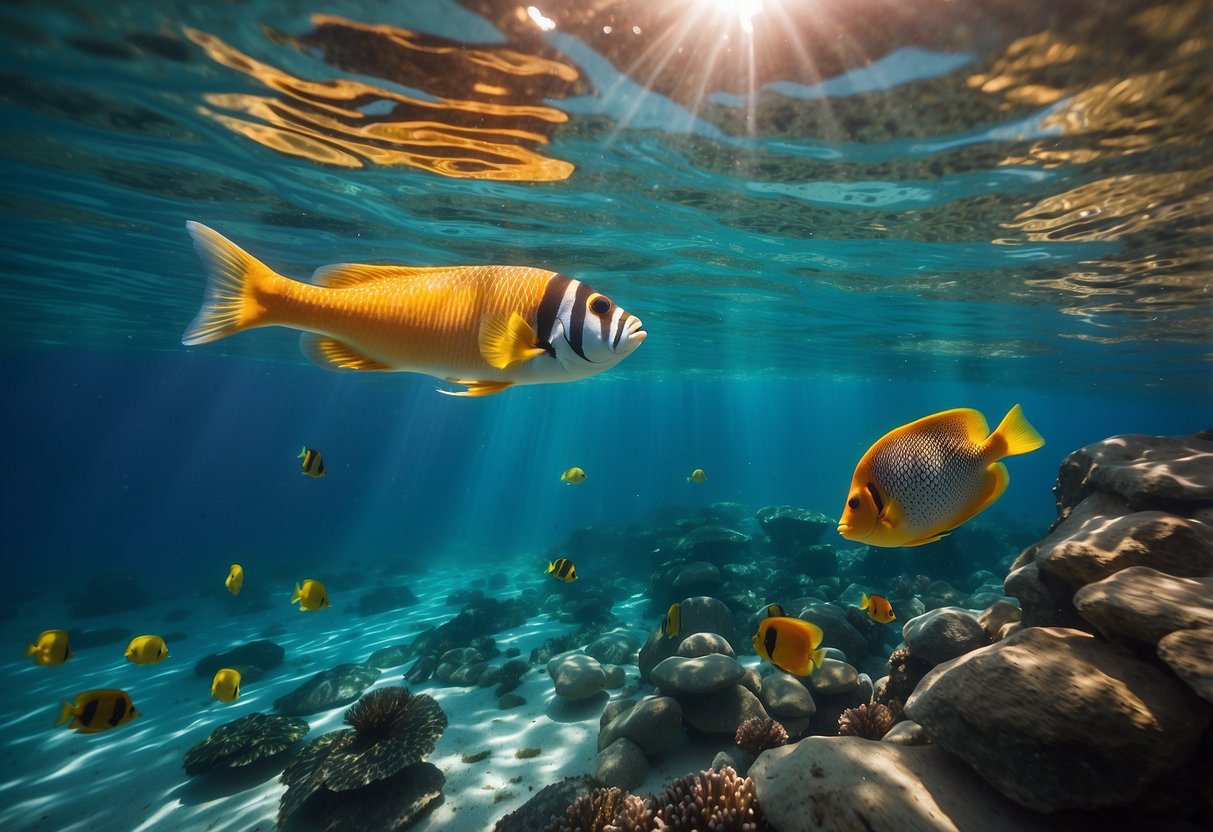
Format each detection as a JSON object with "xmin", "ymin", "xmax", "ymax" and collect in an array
[
  {"xmin": 183, "ymin": 223, "xmax": 646, "ymax": 396},
  {"xmin": 763, "ymin": 603, "xmax": 785, "ymax": 619},
  {"xmin": 57, "ymin": 689, "xmax": 140, "ymax": 734},
  {"xmin": 298, "ymin": 446, "xmax": 325, "ymax": 478},
  {"xmin": 662, "ymin": 602, "xmax": 681, "ymax": 639},
  {"xmin": 546, "ymin": 558, "xmax": 577, "ymax": 582}
]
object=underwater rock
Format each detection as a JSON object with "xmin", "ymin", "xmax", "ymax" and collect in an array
[
  {"xmin": 882, "ymin": 648, "xmax": 933, "ymax": 706},
  {"xmin": 1003, "ymin": 560, "xmax": 1087, "ymax": 630},
  {"xmin": 183, "ymin": 712, "xmax": 308, "ymax": 776},
  {"xmin": 548, "ymin": 652, "xmax": 607, "ymax": 700},
  {"xmin": 408, "ymin": 597, "xmax": 530, "ymax": 660},
  {"xmin": 602, "ymin": 665, "xmax": 626, "ymax": 688},
  {"xmin": 881, "ymin": 719, "xmax": 930, "ymax": 746},
  {"xmin": 671, "ymin": 560, "xmax": 722, "ymax": 592},
  {"xmin": 285, "ymin": 761, "xmax": 444, "ymax": 831},
  {"xmin": 446, "ymin": 588, "xmax": 483, "ymax": 605},
  {"xmin": 595, "ymin": 737, "xmax": 647, "ymax": 790},
  {"xmin": 902, "ymin": 607, "xmax": 989, "ymax": 666},
  {"xmin": 977, "ymin": 599, "xmax": 1022, "ymax": 642},
  {"xmin": 750, "ymin": 737, "xmax": 1067, "ymax": 832},
  {"xmin": 922, "ymin": 580, "xmax": 967, "ymax": 610},
  {"xmin": 806, "ymin": 659, "xmax": 859, "ymax": 697},
  {"xmin": 782, "ymin": 601, "xmax": 867, "ymax": 664},
  {"xmin": 65, "ymin": 571, "xmax": 154, "ymax": 618},
  {"xmin": 681, "ymin": 684, "xmax": 768, "ymax": 735},
  {"xmin": 273, "ymin": 663, "xmax": 381, "ymax": 716},
  {"xmin": 491, "ymin": 775, "xmax": 600, "ymax": 832},
  {"xmin": 366, "ymin": 645, "xmax": 410, "ymax": 669},
  {"xmin": 675, "ymin": 632, "xmax": 735, "ymax": 658},
  {"xmin": 757, "ymin": 671, "xmax": 815, "ymax": 719},
  {"xmin": 1054, "ymin": 431, "xmax": 1213, "ymax": 513},
  {"xmin": 756, "ymin": 506, "xmax": 834, "ymax": 551},
  {"xmin": 673, "ymin": 525, "xmax": 751, "ymax": 565},
  {"xmin": 404, "ymin": 656, "xmax": 436, "ymax": 684},
  {"xmin": 448, "ymin": 661, "xmax": 488, "ymax": 686},
  {"xmin": 793, "ymin": 544, "xmax": 838, "ymax": 577},
  {"xmin": 1073, "ymin": 566, "xmax": 1213, "ymax": 645},
  {"xmin": 1157, "ymin": 627, "xmax": 1213, "ymax": 704},
  {"xmin": 639, "ymin": 596, "xmax": 739, "ymax": 679},
  {"xmin": 498, "ymin": 692, "xmax": 527, "ymax": 709},
  {"xmin": 598, "ymin": 695, "xmax": 682, "ymax": 755},
  {"xmin": 905, "ymin": 627, "xmax": 1210, "ymax": 812},
  {"xmin": 650, "ymin": 654, "xmax": 746, "ymax": 694},
  {"xmin": 356, "ymin": 584, "xmax": 419, "ymax": 617},
  {"xmin": 195, "ymin": 640, "xmax": 284, "ymax": 679},
  {"xmin": 584, "ymin": 630, "xmax": 641, "ymax": 666}
]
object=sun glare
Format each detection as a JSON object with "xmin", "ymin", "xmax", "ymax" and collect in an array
[{"xmin": 715, "ymin": 0, "xmax": 766, "ymax": 34}]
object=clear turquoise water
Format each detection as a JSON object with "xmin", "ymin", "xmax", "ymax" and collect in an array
[{"xmin": 2, "ymin": 0, "xmax": 1210, "ymax": 589}]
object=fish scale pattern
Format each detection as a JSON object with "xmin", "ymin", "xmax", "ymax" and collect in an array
[{"xmin": 872, "ymin": 420, "xmax": 986, "ymax": 533}]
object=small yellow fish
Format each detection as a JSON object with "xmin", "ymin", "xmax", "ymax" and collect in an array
[
  {"xmin": 57, "ymin": 689, "xmax": 139, "ymax": 734},
  {"xmin": 292, "ymin": 579, "xmax": 330, "ymax": 611},
  {"xmin": 182, "ymin": 223, "xmax": 646, "ymax": 397},
  {"xmin": 211, "ymin": 668, "xmax": 241, "ymax": 702},
  {"xmin": 560, "ymin": 466, "xmax": 587, "ymax": 485},
  {"xmin": 752, "ymin": 616, "xmax": 826, "ymax": 677},
  {"xmin": 687, "ymin": 468, "xmax": 707, "ymax": 483},
  {"xmin": 662, "ymin": 602, "xmax": 681, "ymax": 639},
  {"xmin": 226, "ymin": 563, "xmax": 244, "ymax": 596},
  {"xmin": 298, "ymin": 446, "xmax": 326, "ymax": 478},
  {"xmin": 838, "ymin": 405, "xmax": 1045, "ymax": 547},
  {"xmin": 546, "ymin": 558, "xmax": 578, "ymax": 582},
  {"xmin": 860, "ymin": 593, "xmax": 896, "ymax": 624},
  {"xmin": 124, "ymin": 635, "xmax": 169, "ymax": 665},
  {"xmin": 26, "ymin": 629, "xmax": 72, "ymax": 666},
  {"xmin": 763, "ymin": 603, "xmax": 785, "ymax": 619}
]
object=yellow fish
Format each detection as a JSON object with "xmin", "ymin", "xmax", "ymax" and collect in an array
[
  {"xmin": 546, "ymin": 558, "xmax": 577, "ymax": 582},
  {"xmin": 57, "ymin": 689, "xmax": 139, "ymax": 733},
  {"xmin": 211, "ymin": 668, "xmax": 241, "ymax": 702},
  {"xmin": 662, "ymin": 602, "xmax": 681, "ymax": 639},
  {"xmin": 26, "ymin": 629, "xmax": 72, "ymax": 666},
  {"xmin": 763, "ymin": 603, "xmax": 785, "ymax": 619},
  {"xmin": 182, "ymin": 223, "xmax": 646, "ymax": 397},
  {"xmin": 292, "ymin": 579, "xmax": 330, "ymax": 611},
  {"xmin": 687, "ymin": 468, "xmax": 707, "ymax": 483},
  {"xmin": 838, "ymin": 405, "xmax": 1045, "ymax": 548},
  {"xmin": 860, "ymin": 593, "xmax": 896, "ymax": 624},
  {"xmin": 298, "ymin": 446, "xmax": 326, "ymax": 478},
  {"xmin": 124, "ymin": 635, "xmax": 169, "ymax": 665},
  {"xmin": 226, "ymin": 563, "xmax": 244, "ymax": 596},
  {"xmin": 752, "ymin": 616, "xmax": 826, "ymax": 677},
  {"xmin": 560, "ymin": 466, "xmax": 587, "ymax": 485}
]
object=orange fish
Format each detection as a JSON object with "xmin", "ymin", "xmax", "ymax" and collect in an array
[
  {"xmin": 838, "ymin": 405, "xmax": 1044, "ymax": 547},
  {"xmin": 182, "ymin": 223, "xmax": 646, "ymax": 396},
  {"xmin": 752, "ymin": 616, "xmax": 826, "ymax": 677},
  {"xmin": 860, "ymin": 592, "xmax": 896, "ymax": 624}
]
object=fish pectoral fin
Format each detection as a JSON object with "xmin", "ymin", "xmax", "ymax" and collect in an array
[
  {"xmin": 438, "ymin": 379, "xmax": 514, "ymax": 397},
  {"xmin": 479, "ymin": 312, "xmax": 546, "ymax": 370},
  {"xmin": 300, "ymin": 334, "xmax": 393, "ymax": 371},
  {"xmin": 902, "ymin": 530, "xmax": 952, "ymax": 547}
]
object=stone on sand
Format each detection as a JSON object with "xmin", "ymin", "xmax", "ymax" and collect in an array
[
  {"xmin": 547, "ymin": 652, "xmax": 607, "ymax": 700},
  {"xmin": 650, "ymin": 653, "xmax": 745, "ymax": 694},
  {"xmin": 902, "ymin": 607, "xmax": 988, "ymax": 666}
]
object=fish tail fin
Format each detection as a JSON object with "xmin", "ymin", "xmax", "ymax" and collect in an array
[
  {"xmin": 182, "ymin": 221, "xmax": 284, "ymax": 345},
  {"xmin": 860, "ymin": 592, "xmax": 870, "ymax": 610},
  {"xmin": 291, "ymin": 582, "xmax": 302, "ymax": 605},
  {"xmin": 811, "ymin": 648, "xmax": 827, "ymax": 672},
  {"xmin": 987, "ymin": 404, "xmax": 1045, "ymax": 458},
  {"xmin": 55, "ymin": 701, "xmax": 74, "ymax": 727},
  {"xmin": 25, "ymin": 643, "xmax": 35, "ymax": 657}
]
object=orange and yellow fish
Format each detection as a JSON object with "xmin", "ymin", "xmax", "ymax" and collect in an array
[
  {"xmin": 57, "ymin": 689, "xmax": 140, "ymax": 733},
  {"xmin": 838, "ymin": 405, "xmax": 1044, "ymax": 548},
  {"xmin": 860, "ymin": 593, "xmax": 896, "ymax": 624},
  {"xmin": 182, "ymin": 223, "xmax": 646, "ymax": 396},
  {"xmin": 752, "ymin": 616, "xmax": 826, "ymax": 677}
]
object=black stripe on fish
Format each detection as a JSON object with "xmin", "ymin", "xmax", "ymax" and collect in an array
[
  {"xmin": 867, "ymin": 482, "xmax": 885, "ymax": 517},
  {"xmin": 80, "ymin": 698, "xmax": 98, "ymax": 727},
  {"xmin": 597, "ymin": 303, "xmax": 611, "ymax": 348},
  {"xmin": 568, "ymin": 281, "xmax": 592, "ymax": 361},
  {"xmin": 109, "ymin": 697, "xmax": 126, "ymax": 726},
  {"xmin": 764, "ymin": 624, "xmax": 778, "ymax": 658},
  {"xmin": 612, "ymin": 314, "xmax": 626, "ymax": 350},
  {"xmin": 536, "ymin": 274, "xmax": 571, "ymax": 355}
]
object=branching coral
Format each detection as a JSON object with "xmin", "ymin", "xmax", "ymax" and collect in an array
[
  {"xmin": 838, "ymin": 702, "xmax": 899, "ymax": 740},
  {"xmin": 734, "ymin": 716, "xmax": 788, "ymax": 757},
  {"xmin": 543, "ymin": 787, "xmax": 631, "ymax": 832},
  {"xmin": 648, "ymin": 766, "xmax": 771, "ymax": 831}
]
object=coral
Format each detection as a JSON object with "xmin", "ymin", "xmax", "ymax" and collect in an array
[
  {"xmin": 183, "ymin": 712, "xmax": 309, "ymax": 776},
  {"xmin": 542, "ymin": 787, "xmax": 631, "ymax": 832},
  {"xmin": 838, "ymin": 703, "xmax": 898, "ymax": 740},
  {"xmin": 884, "ymin": 647, "xmax": 934, "ymax": 704},
  {"xmin": 649, "ymin": 767, "xmax": 771, "ymax": 831},
  {"xmin": 277, "ymin": 686, "xmax": 447, "ymax": 827},
  {"xmin": 515, "ymin": 746, "xmax": 542, "ymax": 759},
  {"xmin": 733, "ymin": 716, "xmax": 788, "ymax": 757}
]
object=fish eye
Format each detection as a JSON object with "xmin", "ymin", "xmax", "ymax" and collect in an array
[
  {"xmin": 847, "ymin": 496, "xmax": 861, "ymax": 510},
  {"xmin": 587, "ymin": 294, "xmax": 612, "ymax": 316}
]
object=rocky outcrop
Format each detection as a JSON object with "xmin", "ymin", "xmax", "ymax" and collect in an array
[{"xmin": 548, "ymin": 652, "xmax": 607, "ymax": 700}]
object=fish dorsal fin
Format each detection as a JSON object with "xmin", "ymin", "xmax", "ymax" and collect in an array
[
  {"xmin": 479, "ymin": 312, "xmax": 546, "ymax": 370},
  {"xmin": 299, "ymin": 333, "xmax": 392, "ymax": 371},
  {"xmin": 312, "ymin": 263, "xmax": 445, "ymax": 288},
  {"xmin": 439, "ymin": 379, "xmax": 514, "ymax": 397}
]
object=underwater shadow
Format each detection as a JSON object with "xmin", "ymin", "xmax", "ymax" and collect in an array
[{"xmin": 176, "ymin": 749, "xmax": 295, "ymax": 804}]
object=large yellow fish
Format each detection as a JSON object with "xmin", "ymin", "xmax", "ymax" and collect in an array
[
  {"xmin": 291, "ymin": 579, "xmax": 330, "ymax": 611},
  {"xmin": 838, "ymin": 405, "xmax": 1045, "ymax": 548},
  {"xmin": 211, "ymin": 668, "xmax": 241, "ymax": 702},
  {"xmin": 752, "ymin": 617, "xmax": 826, "ymax": 677},
  {"xmin": 57, "ymin": 689, "xmax": 140, "ymax": 733},
  {"xmin": 27, "ymin": 629, "xmax": 72, "ymax": 666},
  {"xmin": 124, "ymin": 635, "xmax": 169, "ymax": 665},
  {"xmin": 182, "ymin": 223, "xmax": 646, "ymax": 396}
]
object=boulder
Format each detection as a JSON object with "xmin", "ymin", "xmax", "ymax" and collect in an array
[
  {"xmin": 672, "ymin": 561, "xmax": 722, "ymax": 592},
  {"xmin": 977, "ymin": 600, "xmax": 1022, "ymax": 642},
  {"xmin": 650, "ymin": 654, "xmax": 745, "ymax": 694},
  {"xmin": 1054, "ymin": 431, "xmax": 1213, "ymax": 513},
  {"xmin": 756, "ymin": 506, "xmax": 834, "ymax": 550},
  {"xmin": 1074, "ymin": 566, "xmax": 1213, "ymax": 645},
  {"xmin": 598, "ymin": 695, "xmax": 682, "ymax": 754},
  {"xmin": 195, "ymin": 640, "xmax": 285, "ymax": 678},
  {"xmin": 676, "ymin": 632, "xmax": 735, "ymax": 658},
  {"xmin": 783, "ymin": 601, "xmax": 868, "ymax": 664},
  {"xmin": 595, "ymin": 737, "xmax": 647, "ymax": 791},
  {"xmin": 1037, "ymin": 510, "xmax": 1213, "ymax": 587},
  {"xmin": 905, "ymin": 627, "xmax": 1210, "ymax": 812},
  {"xmin": 673, "ymin": 526, "xmax": 751, "ymax": 565},
  {"xmin": 273, "ymin": 664, "xmax": 380, "ymax": 716},
  {"xmin": 807, "ymin": 659, "xmax": 858, "ymax": 697},
  {"xmin": 1157, "ymin": 626, "xmax": 1213, "ymax": 704},
  {"xmin": 681, "ymin": 685, "xmax": 767, "ymax": 735},
  {"xmin": 757, "ymin": 671, "xmax": 815, "ymax": 718},
  {"xmin": 585, "ymin": 630, "xmax": 641, "ymax": 666},
  {"xmin": 902, "ymin": 607, "xmax": 988, "ymax": 666},
  {"xmin": 881, "ymin": 720, "xmax": 930, "ymax": 746},
  {"xmin": 548, "ymin": 653, "xmax": 607, "ymax": 701}
]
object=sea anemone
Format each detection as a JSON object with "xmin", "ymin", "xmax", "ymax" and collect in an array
[
  {"xmin": 838, "ymin": 702, "xmax": 899, "ymax": 740},
  {"xmin": 183, "ymin": 712, "xmax": 309, "ymax": 776},
  {"xmin": 277, "ymin": 686, "xmax": 447, "ymax": 827},
  {"xmin": 649, "ymin": 766, "xmax": 771, "ymax": 831},
  {"xmin": 734, "ymin": 716, "xmax": 788, "ymax": 757}
]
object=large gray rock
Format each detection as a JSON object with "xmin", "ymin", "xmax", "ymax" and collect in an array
[
  {"xmin": 905, "ymin": 627, "xmax": 1210, "ymax": 812},
  {"xmin": 1157, "ymin": 626, "xmax": 1213, "ymax": 704},
  {"xmin": 272, "ymin": 664, "xmax": 380, "ymax": 716},
  {"xmin": 1074, "ymin": 566, "xmax": 1213, "ymax": 645},
  {"xmin": 902, "ymin": 607, "xmax": 988, "ymax": 666},
  {"xmin": 1037, "ymin": 510, "xmax": 1213, "ymax": 587},
  {"xmin": 1054, "ymin": 431, "xmax": 1213, "ymax": 512},
  {"xmin": 595, "ymin": 737, "xmax": 647, "ymax": 790},
  {"xmin": 756, "ymin": 506, "xmax": 835, "ymax": 550},
  {"xmin": 585, "ymin": 630, "xmax": 642, "ymax": 666},
  {"xmin": 978, "ymin": 600, "xmax": 1022, "ymax": 642},
  {"xmin": 750, "ymin": 737, "xmax": 1069, "ymax": 832},
  {"xmin": 681, "ymin": 684, "xmax": 767, "ymax": 734},
  {"xmin": 758, "ymin": 671, "xmax": 816, "ymax": 718},
  {"xmin": 650, "ymin": 654, "xmax": 745, "ymax": 694},
  {"xmin": 676, "ymin": 632, "xmax": 735, "ymax": 658},
  {"xmin": 806, "ymin": 659, "xmax": 858, "ymax": 696},
  {"xmin": 671, "ymin": 561, "xmax": 722, "ymax": 592},
  {"xmin": 639, "ymin": 596, "xmax": 738, "ymax": 681},
  {"xmin": 547, "ymin": 652, "xmax": 606, "ymax": 700},
  {"xmin": 598, "ymin": 695, "xmax": 682, "ymax": 755}
]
